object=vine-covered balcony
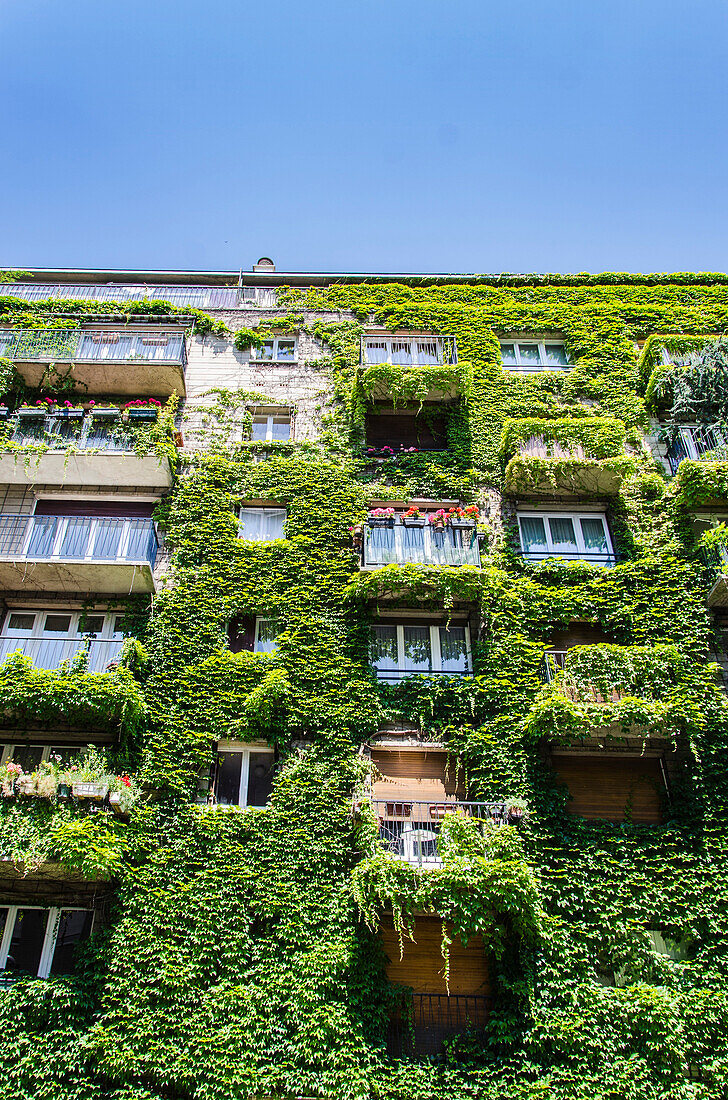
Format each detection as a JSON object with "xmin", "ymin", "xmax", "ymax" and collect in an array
[
  {"xmin": 0, "ymin": 406, "xmax": 173, "ymax": 490},
  {"xmin": 0, "ymin": 327, "xmax": 188, "ymax": 396},
  {"xmin": 0, "ymin": 636, "xmax": 123, "ymax": 674},
  {"xmin": 0, "ymin": 282, "xmax": 277, "ymax": 309},
  {"xmin": 501, "ymin": 416, "xmax": 631, "ymax": 496},
  {"xmin": 372, "ymin": 799, "xmax": 509, "ymax": 867},
  {"xmin": 665, "ymin": 424, "xmax": 728, "ymax": 474},
  {"xmin": 0, "ymin": 514, "xmax": 159, "ymax": 593},
  {"xmin": 361, "ymin": 512, "xmax": 480, "ymax": 568}
]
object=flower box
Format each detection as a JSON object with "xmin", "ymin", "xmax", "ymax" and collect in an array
[
  {"xmin": 127, "ymin": 408, "xmax": 158, "ymax": 421},
  {"xmin": 55, "ymin": 409, "xmax": 84, "ymax": 420},
  {"xmin": 449, "ymin": 519, "xmax": 476, "ymax": 529},
  {"xmin": 369, "ymin": 516, "xmax": 394, "ymax": 527},
  {"xmin": 89, "ymin": 408, "xmax": 119, "ymax": 418},
  {"xmin": 109, "ymin": 792, "xmax": 128, "ymax": 816},
  {"xmin": 402, "ymin": 516, "xmax": 426, "ymax": 527},
  {"xmin": 72, "ymin": 782, "xmax": 108, "ymax": 801},
  {"xmin": 16, "ymin": 776, "xmax": 37, "ymax": 796},
  {"xmin": 16, "ymin": 407, "xmax": 46, "ymax": 418}
]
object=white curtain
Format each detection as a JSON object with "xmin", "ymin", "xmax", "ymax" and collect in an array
[{"xmin": 239, "ymin": 508, "xmax": 286, "ymax": 541}]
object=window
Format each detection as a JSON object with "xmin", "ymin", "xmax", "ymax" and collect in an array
[
  {"xmin": 366, "ymin": 409, "xmax": 449, "ymax": 451},
  {"xmin": 250, "ymin": 415, "xmax": 291, "ymax": 443},
  {"xmin": 252, "ymin": 337, "xmax": 296, "ymax": 362},
  {"xmin": 238, "ymin": 507, "xmax": 286, "ymax": 541},
  {"xmin": 500, "ymin": 341, "xmax": 571, "ymax": 373},
  {"xmin": 517, "ymin": 512, "xmax": 614, "ymax": 565},
  {"xmin": 0, "ymin": 609, "xmax": 126, "ymax": 672},
  {"xmin": 363, "ymin": 336, "xmax": 456, "ymax": 367},
  {"xmin": 0, "ymin": 906, "xmax": 93, "ymax": 979},
  {"xmin": 665, "ymin": 424, "xmax": 728, "ymax": 474},
  {"xmin": 371, "ymin": 624, "xmax": 471, "ymax": 682},
  {"xmin": 0, "ymin": 743, "xmax": 90, "ymax": 769},
  {"xmin": 206, "ymin": 743, "xmax": 275, "ymax": 808},
  {"xmin": 254, "ymin": 617, "xmax": 280, "ymax": 653}
]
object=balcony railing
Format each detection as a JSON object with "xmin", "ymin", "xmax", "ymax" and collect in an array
[
  {"xmin": 361, "ymin": 335, "xmax": 457, "ymax": 368},
  {"xmin": 387, "ymin": 993, "xmax": 491, "ymax": 1057},
  {"xmin": 0, "ymin": 329, "xmax": 187, "ymax": 367},
  {"xmin": 523, "ymin": 549, "xmax": 616, "ymax": 566},
  {"xmin": 364, "ymin": 521, "xmax": 480, "ymax": 568},
  {"xmin": 0, "ymin": 515, "xmax": 158, "ymax": 568},
  {"xmin": 372, "ymin": 799, "xmax": 509, "ymax": 867},
  {"xmin": 0, "ymin": 284, "xmax": 279, "ymax": 309},
  {"xmin": 666, "ymin": 425, "xmax": 728, "ymax": 474},
  {"xmin": 0, "ymin": 636, "xmax": 124, "ymax": 673},
  {"xmin": 5, "ymin": 411, "xmax": 149, "ymax": 452},
  {"xmin": 540, "ymin": 650, "xmax": 626, "ymax": 703}
]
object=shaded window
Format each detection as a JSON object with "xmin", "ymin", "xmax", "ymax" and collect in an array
[
  {"xmin": 49, "ymin": 910, "xmax": 94, "ymax": 975},
  {"xmin": 238, "ymin": 507, "xmax": 286, "ymax": 541},
  {"xmin": 211, "ymin": 746, "xmax": 275, "ymax": 807},
  {"xmin": 366, "ymin": 409, "xmax": 449, "ymax": 451}
]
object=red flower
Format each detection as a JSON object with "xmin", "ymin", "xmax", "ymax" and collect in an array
[{"xmin": 120, "ymin": 774, "xmax": 132, "ymax": 788}]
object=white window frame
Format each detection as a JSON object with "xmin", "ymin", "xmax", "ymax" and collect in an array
[
  {"xmin": 237, "ymin": 507, "xmax": 287, "ymax": 542},
  {"xmin": 0, "ymin": 608, "xmax": 126, "ymax": 671},
  {"xmin": 254, "ymin": 616, "xmax": 279, "ymax": 653},
  {"xmin": 363, "ymin": 335, "xmax": 455, "ymax": 367},
  {"xmin": 500, "ymin": 340, "xmax": 571, "ymax": 373},
  {"xmin": 517, "ymin": 511, "xmax": 614, "ymax": 564},
  {"xmin": 0, "ymin": 743, "xmax": 89, "ymax": 767},
  {"xmin": 0, "ymin": 905, "xmax": 94, "ymax": 979},
  {"xmin": 372, "ymin": 623, "xmax": 472, "ymax": 681},
  {"xmin": 20, "ymin": 516, "xmax": 152, "ymax": 564},
  {"xmin": 213, "ymin": 741, "xmax": 275, "ymax": 809},
  {"xmin": 250, "ymin": 336, "xmax": 297, "ymax": 363},
  {"xmin": 250, "ymin": 414, "xmax": 292, "ymax": 443}
]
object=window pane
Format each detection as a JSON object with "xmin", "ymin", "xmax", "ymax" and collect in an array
[
  {"xmin": 372, "ymin": 625, "xmax": 398, "ymax": 673},
  {"xmin": 43, "ymin": 615, "xmax": 72, "ymax": 634},
  {"xmin": 50, "ymin": 910, "xmax": 93, "ymax": 976},
  {"xmin": 402, "ymin": 626, "xmax": 432, "ymax": 673},
  {"xmin": 7, "ymin": 614, "xmax": 34, "ymax": 632},
  {"xmin": 545, "ymin": 343, "xmax": 568, "ymax": 366},
  {"xmin": 580, "ymin": 517, "xmax": 608, "ymax": 553},
  {"xmin": 255, "ymin": 619, "xmax": 279, "ymax": 653},
  {"xmin": 9, "ymin": 745, "xmax": 44, "ymax": 771},
  {"xmin": 258, "ymin": 341, "xmax": 275, "ymax": 360},
  {"xmin": 416, "ymin": 340, "xmax": 439, "ymax": 365},
  {"xmin": 391, "ymin": 341, "xmax": 412, "ymax": 366},
  {"xmin": 82, "ymin": 616, "xmax": 104, "ymax": 636},
  {"xmin": 548, "ymin": 517, "xmax": 577, "ymax": 550},
  {"xmin": 239, "ymin": 508, "xmax": 285, "ymax": 541},
  {"xmin": 500, "ymin": 344, "xmax": 517, "ymax": 364},
  {"xmin": 216, "ymin": 752, "xmax": 243, "ymax": 805},
  {"xmin": 519, "ymin": 517, "xmax": 548, "ymax": 553},
  {"xmin": 246, "ymin": 752, "xmax": 274, "ymax": 807},
  {"xmin": 49, "ymin": 745, "xmax": 85, "ymax": 767},
  {"xmin": 276, "ymin": 340, "xmax": 295, "ymax": 360},
  {"xmin": 439, "ymin": 627, "xmax": 468, "ymax": 673},
  {"xmin": 271, "ymin": 419, "xmax": 290, "ymax": 442},
  {"xmin": 113, "ymin": 617, "xmax": 126, "ymax": 637},
  {"xmin": 251, "ymin": 418, "xmax": 268, "ymax": 441},
  {"xmin": 365, "ymin": 340, "xmax": 388, "ymax": 365},
  {"xmin": 518, "ymin": 344, "xmax": 541, "ymax": 364},
  {"xmin": 5, "ymin": 909, "xmax": 47, "ymax": 976}
]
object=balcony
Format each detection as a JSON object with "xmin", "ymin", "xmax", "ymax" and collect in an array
[
  {"xmin": 666, "ymin": 425, "xmax": 728, "ymax": 474},
  {"xmin": 0, "ymin": 411, "xmax": 172, "ymax": 490},
  {"xmin": 0, "ymin": 283, "xmax": 278, "ymax": 309},
  {"xmin": 387, "ymin": 993, "xmax": 490, "ymax": 1058},
  {"xmin": 0, "ymin": 636, "xmax": 124, "ymax": 673},
  {"xmin": 540, "ymin": 651, "xmax": 625, "ymax": 703},
  {"xmin": 372, "ymin": 799, "xmax": 508, "ymax": 867},
  {"xmin": 362, "ymin": 519, "xmax": 480, "ymax": 568},
  {"xmin": 701, "ymin": 542, "xmax": 728, "ymax": 607},
  {"xmin": 0, "ymin": 328, "xmax": 187, "ymax": 396},
  {"xmin": 0, "ymin": 515, "xmax": 159, "ymax": 593}
]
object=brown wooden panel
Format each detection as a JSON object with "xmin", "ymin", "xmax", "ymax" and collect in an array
[
  {"xmin": 381, "ymin": 917, "xmax": 490, "ymax": 995},
  {"xmin": 34, "ymin": 500, "xmax": 156, "ymax": 517},
  {"xmin": 554, "ymin": 755, "xmax": 664, "ymax": 823},
  {"xmin": 549, "ymin": 622, "xmax": 614, "ymax": 648},
  {"xmin": 371, "ymin": 749, "xmax": 465, "ymax": 801}
]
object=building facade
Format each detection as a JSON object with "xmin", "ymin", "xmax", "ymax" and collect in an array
[{"xmin": 0, "ymin": 263, "xmax": 726, "ymax": 1099}]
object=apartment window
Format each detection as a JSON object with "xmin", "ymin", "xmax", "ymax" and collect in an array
[
  {"xmin": 254, "ymin": 617, "xmax": 280, "ymax": 653},
  {"xmin": 0, "ymin": 742, "xmax": 90, "ymax": 770},
  {"xmin": 250, "ymin": 415, "xmax": 291, "ymax": 443},
  {"xmin": 0, "ymin": 609, "xmax": 126, "ymax": 672},
  {"xmin": 363, "ymin": 336, "xmax": 456, "ymax": 367},
  {"xmin": 372, "ymin": 624, "xmax": 471, "ymax": 682},
  {"xmin": 253, "ymin": 338, "xmax": 296, "ymax": 363},
  {"xmin": 212, "ymin": 743, "xmax": 275, "ymax": 808},
  {"xmin": 238, "ymin": 507, "xmax": 286, "ymax": 541},
  {"xmin": 500, "ymin": 341, "xmax": 571, "ymax": 372},
  {"xmin": 517, "ymin": 512, "xmax": 614, "ymax": 565},
  {"xmin": 0, "ymin": 906, "xmax": 93, "ymax": 979}
]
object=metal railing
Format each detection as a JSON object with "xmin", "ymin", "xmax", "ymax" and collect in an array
[
  {"xmin": 541, "ymin": 650, "xmax": 567, "ymax": 682},
  {"xmin": 0, "ymin": 328, "xmax": 186, "ymax": 367},
  {"xmin": 7, "ymin": 412, "xmax": 139, "ymax": 452},
  {"xmin": 372, "ymin": 800, "xmax": 509, "ymax": 866},
  {"xmin": 387, "ymin": 993, "xmax": 490, "ymax": 1057},
  {"xmin": 0, "ymin": 284, "xmax": 279, "ymax": 309},
  {"xmin": 517, "ymin": 435, "xmax": 586, "ymax": 459},
  {"xmin": 364, "ymin": 522, "xmax": 480, "ymax": 568},
  {"xmin": 523, "ymin": 549, "xmax": 616, "ymax": 566},
  {"xmin": 666, "ymin": 425, "xmax": 728, "ymax": 474},
  {"xmin": 0, "ymin": 636, "xmax": 124, "ymax": 673},
  {"xmin": 540, "ymin": 651, "xmax": 626, "ymax": 703},
  {"xmin": 0, "ymin": 515, "xmax": 158, "ymax": 568},
  {"xmin": 374, "ymin": 666, "xmax": 472, "ymax": 683},
  {"xmin": 361, "ymin": 335, "xmax": 457, "ymax": 367}
]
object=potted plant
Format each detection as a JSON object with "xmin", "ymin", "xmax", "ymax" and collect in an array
[
  {"xmin": 87, "ymin": 401, "xmax": 119, "ymax": 418},
  {"xmin": 448, "ymin": 505, "xmax": 480, "ymax": 529},
  {"xmin": 56, "ymin": 781, "xmax": 72, "ymax": 800},
  {"xmin": 36, "ymin": 761, "xmax": 58, "ymax": 799},
  {"xmin": 55, "ymin": 400, "xmax": 84, "ymax": 420},
  {"xmin": 507, "ymin": 797, "xmax": 528, "ymax": 823},
  {"xmin": 124, "ymin": 398, "xmax": 161, "ymax": 422},
  {"xmin": 72, "ymin": 780, "xmax": 109, "ymax": 801},
  {"xmin": 350, "ymin": 524, "xmax": 364, "ymax": 550},
  {"xmin": 402, "ymin": 506, "xmax": 426, "ymax": 527},
  {"xmin": 16, "ymin": 771, "xmax": 37, "ymax": 796},
  {"xmin": 429, "ymin": 509, "xmax": 448, "ymax": 533},
  {"xmin": 108, "ymin": 774, "xmax": 136, "ymax": 815},
  {"xmin": 0, "ymin": 762, "xmax": 21, "ymax": 797},
  {"xmin": 369, "ymin": 507, "xmax": 395, "ymax": 528}
]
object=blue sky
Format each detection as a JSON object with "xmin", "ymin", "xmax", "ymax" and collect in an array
[{"xmin": 1, "ymin": 0, "xmax": 727, "ymax": 274}]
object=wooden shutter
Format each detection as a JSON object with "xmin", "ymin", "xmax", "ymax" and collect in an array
[
  {"xmin": 371, "ymin": 749, "xmax": 465, "ymax": 801},
  {"xmin": 33, "ymin": 500, "xmax": 156, "ymax": 518},
  {"xmin": 553, "ymin": 754, "xmax": 665, "ymax": 823},
  {"xmin": 380, "ymin": 917, "xmax": 490, "ymax": 995}
]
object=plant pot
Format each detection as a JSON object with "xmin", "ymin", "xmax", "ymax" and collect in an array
[
  {"xmin": 369, "ymin": 517, "xmax": 394, "ymax": 528},
  {"xmin": 36, "ymin": 775, "xmax": 57, "ymax": 798},
  {"xmin": 109, "ymin": 791, "xmax": 128, "ymax": 816},
  {"xmin": 449, "ymin": 519, "xmax": 475, "ymax": 529},
  {"xmin": 56, "ymin": 783, "xmax": 71, "ymax": 800},
  {"xmin": 127, "ymin": 408, "xmax": 158, "ymax": 421},
  {"xmin": 16, "ymin": 776, "xmax": 37, "ymax": 796},
  {"xmin": 432, "ymin": 520, "xmax": 445, "ymax": 532},
  {"xmin": 89, "ymin": 408, "xmax": 119, "ymax": 419},
  {"xmin": 72, "ymin": 782, "xmax": 108, "ymax": 801},
  {"xmin": 1, "ymin": 780, "xmax": 15, "ymax": 798},
  {"xmin": 17, "ymin": 407, "xmax": 46, "ymax": 418},
  {"xmin": 402, "ymin": 517, "xmax": 425, "ymax": 527}
]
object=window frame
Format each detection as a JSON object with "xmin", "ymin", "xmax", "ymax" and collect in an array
[
  {"xmin": 517, "ymin": 511, "xmax": 615, "ymax": 564},
  {"xmin": 237, "ymin": 507, "xmax": 287, "ymax": 542},
  {"xmin": 250, "ymin": 336, "xmax": 298, "ymax": 363},
  {"xmin": 254, "ymin": 616, "xmax": 279, "ymax": 653},
  {"xmin": 250, "ymin": 414, "xmax": 292, "ymax": 443},
  {"xmin": 0, "ymin": 905, "xmax": 94, "ymax": 979},
  {"xmin": 500, "ymin": 339, "xmax": 571, "ymax": 373},
  {"xmin": 363, "ymin": 335, "xmax": 456, "ymax": 367},
  {"xmin": 371, "ymin": 623, "xmax": 472, "ymax": 681},
  {"xmin": 211, "ymin": 741, "xmax": 275, "ymax": 809}
]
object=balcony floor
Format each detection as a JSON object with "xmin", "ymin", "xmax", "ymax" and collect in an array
[
  {"xmin": 0, "ymin": 558, "xmax": 156, "ymax": 594},
  {"xmin": 13, "ymin": 359, "xmax": 186, "ymax": 398},
  {"xmin": 0, "ymin": 451, "xmax": 172, "ymax": 491}
]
